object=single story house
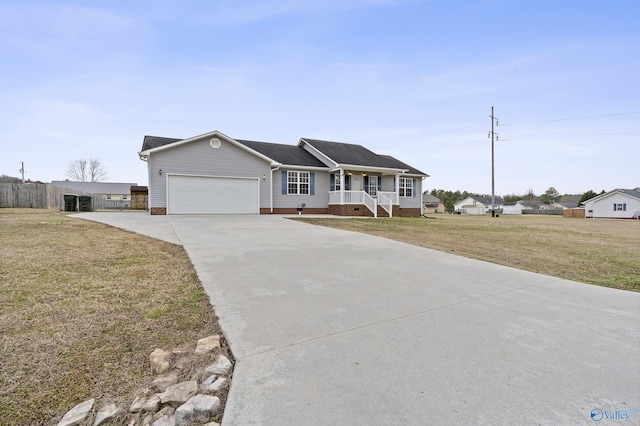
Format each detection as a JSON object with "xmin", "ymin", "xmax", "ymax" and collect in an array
[
  {"xmin": 51, "ymin": 181, "xmax": 137, "ymax": 201},
  {"xmin": 551, "ymin": 202, "xmax": 578, "ymax": 210},
  {"xmin": 138, "ymin": 130, "xmax": 429, "ymax": 217},
  {"xmin": 502, "ymin": 200, "xmax": 543, "ymax": 215},
  {"xmin": 583, "ymin": 188, "xmax": 640, "ymax": 219},
  {"xmin": 422, "ymin": 194, "xmax": 445, "ymax": 214},
  {"xmin": 453, "ymin": 196, "xmax": 504, "ymax": 215}
]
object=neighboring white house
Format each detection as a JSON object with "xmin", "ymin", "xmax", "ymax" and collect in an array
[
  {"xmin": 583, "ymin": 188, "xmax": 640, "ymax": 219},
  {"xmin": 502, "ymin": 200, "xmax": 543, "ymax": 215},
  {"xmin": 453, "ymin": 196, "xmax": 504, "ymax": 215}
]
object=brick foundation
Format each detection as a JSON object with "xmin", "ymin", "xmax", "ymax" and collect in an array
[
  {"xmin": 328, "ymin": 204, "xmax": 375, "ymax": 217},
  {"xmin": 150, "ymin": 207, "xmax": 167, "ymax": 215},
  {"xmin": 263, "ymin": 208, "xmax": 330, "ymax": 215},
  {"xmin": 397, "ymin": 208, "xmax": 421, "ymax": 217}
]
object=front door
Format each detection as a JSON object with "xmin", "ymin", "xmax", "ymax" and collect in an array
[
  {"xmin": 368, "ymin": 176, "xmax": 378, "ymax": 197},
  {"xmin": 351, "ymin": 174, "xmax": 362, "ymax": 191}
]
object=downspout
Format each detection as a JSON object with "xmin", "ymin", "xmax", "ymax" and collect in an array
[{"xmin": 270, "ymin": 165, "xmax": 280, "ymax": 213}]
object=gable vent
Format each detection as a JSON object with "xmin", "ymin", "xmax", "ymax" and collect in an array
[{"xmin": 210, "ymin": 138, "xmax": 222, "ymax": 149}]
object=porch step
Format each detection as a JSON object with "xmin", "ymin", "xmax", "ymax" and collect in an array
[{"xmin": 376, "ymin": 205, "xmax": 390, "ymax": 217}]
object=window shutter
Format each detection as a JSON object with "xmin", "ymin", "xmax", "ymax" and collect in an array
[
  {"xmin": 282, "ymin": 170, "xmax": 288, "ymax": 195},
  {"xmin": 394, "ymin": 177, "xmax": 396, "ymax": 190},
  {"xmin": 623, "ymin": 203, "xmax": 627, "ymax": 211},
  {"xmin": 330, "ymin": 174, "xmax": 335, "ymax": 191},
  {"xmin": 614, "ymin": 203, "xmax": 616, "ymax": 211},
  {"xmin": 310, "ymin": 172, "xmax": 315, "ymax": 195},
  {"xmin": 364, "ymin": 176, "xmax": 369, "ymax": 193},
  {"xmin": 412, "ymin": 179, "xmax": 416, "ymax": 197},
  {"xmin": 378, "ymin": 178, "xmax": 382, "ymax": 192},
  {"xmin": 345, "ymin": 175, "xmax": 350, "ymax": 190}
]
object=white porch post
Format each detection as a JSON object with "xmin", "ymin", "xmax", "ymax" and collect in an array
[
  {"xmin": 340, "ymin": 169, "xmax": 344, "ymax": 205},
  {"xmin": 395, "ymin": 173, "xmax": 400, "ymax": 200}
]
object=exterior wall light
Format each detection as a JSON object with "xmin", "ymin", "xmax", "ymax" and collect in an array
[{"xmin": 159, "ymin": 169, "xmax": 163, "ymax": 175}]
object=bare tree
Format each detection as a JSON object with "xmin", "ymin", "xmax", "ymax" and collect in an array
[{"xmin": 65, "ymin": 158, "xmax": 107, "ymax": 182}]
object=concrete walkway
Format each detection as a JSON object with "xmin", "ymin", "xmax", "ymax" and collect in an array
[{"xmin": 74, "ymin": 213, "xmax": 640, "ymax": 425}]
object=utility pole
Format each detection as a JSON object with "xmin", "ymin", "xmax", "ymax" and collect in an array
[
  {"xmin": 19, "ymin": 162, "xmax": 25, "ymax": 183},
  {"xmin": 488, "ymin": 107, "xmax": 498, "ymax": 217}
]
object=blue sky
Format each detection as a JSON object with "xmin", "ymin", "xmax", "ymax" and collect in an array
[{"xmin": 1, "ymin": 0, "xmax": 638, "ymax": 195}]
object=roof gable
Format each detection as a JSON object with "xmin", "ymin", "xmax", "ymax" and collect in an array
[
  {"xmin": 587, "ymin": 188, "xmax": 640, "ymax": 204},
  {"xmin": 299, "ymin": 138, "xmax": 427, "ymax": 175}
]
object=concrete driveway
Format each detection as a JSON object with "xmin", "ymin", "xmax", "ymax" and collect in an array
[{"xmin": 75, "ymin": 213, "xmax": 640, "ymax": 425}]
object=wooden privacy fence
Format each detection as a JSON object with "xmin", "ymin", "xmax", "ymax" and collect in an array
[{"xmin": 0, "ymin": 183, "xmax": 90, "ymax": 209}]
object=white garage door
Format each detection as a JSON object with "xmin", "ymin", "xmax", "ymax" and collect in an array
[{"xmin": 167, "ymin": 174, "xmax": 259, "ymax": 214}]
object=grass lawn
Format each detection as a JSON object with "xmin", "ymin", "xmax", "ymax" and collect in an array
[
  {"xmin": 0, "ymin": 209, "xmax": 228, "ymax": 425},
  {"xmin": 295, "ymin": 214, "xmax": 640, "ymax": 292}
]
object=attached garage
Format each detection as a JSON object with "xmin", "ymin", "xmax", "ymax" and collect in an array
[{"xmin": 167, "ymin": 174, "xmax": 259, "ymax": 214}]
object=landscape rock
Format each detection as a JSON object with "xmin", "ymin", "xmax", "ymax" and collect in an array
[
  {"xmin": 160, "ymin": 381, "xmax": 198, "ymax": 407},
  {"xmin": 195, "ymin": 335, "xmax": 221, "ymax": 355},
  {"xmin": 150, "ymin": 348, "xmax": 172, "ymax": 374},
  {"xmin": 200, "ymin": 374, "xmax": 218, "ymax": 390},
  {"xmin": 202, "ymin": 377, "xmax": 228, "ymax": 393},
  {"xmin": 152, "ymin": 414, "xmax": 176, "ymax": 426},
  {"xmin": 92, "ymin": 403, "xmax": 119, "ymax": 426},
  {"xmin": 142, "ymin": 394, "xmax": 161, "ymax": 413},
  {"xmin": 140, "ymin": 414, "xmax": 154, "ymax": 426},
  {"xmin": 57, "ymin": 398, "xmax": 95, "ymax": 426},
  {"xmin": 130, "ymin": 395, "xmax": 144, "ymax": 413},
  {"xmin": 175, "ymin": 394, "xmax": 221, "ymax": 425},
  {"xmin": 205, "ymin": 355, "xmax": 233, "ymax": 375},
  {"xmin": 154, "ymin": 406, "xmax": 175, "ymax": 421},
  {"xmin": 151, "ymin": 370, "xmax": 180, "ymax": 393}
]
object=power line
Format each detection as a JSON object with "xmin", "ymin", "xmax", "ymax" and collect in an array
[{"xmin": 500, "ymin": 111, "xmax": 640, "ymax": 127}]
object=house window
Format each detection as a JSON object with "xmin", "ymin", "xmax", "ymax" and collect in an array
[
  {"xmin": 399, "ymin": 178, "xmax": 413, "ymax": 197},
  {"xmin": 615, "ymin": 203, "xmax": 627, "ymax": 211},
  {"xmin": 288, "ymin": 171, "xmax": 310, "ymax": 195},
  {"xmin": 106, "ymin": 195, "xmax": 112, "ymax": 200},
  {"xmin": 335, "ymin": 174, "xmax": 341, "ymax": 191},
  {"xmin": 123, "ymin": 195, "xmax": 128, "ymax": 200},
  {"xmin": 368, "ymin": 176, "xmax": 378, "ymax": 197}
]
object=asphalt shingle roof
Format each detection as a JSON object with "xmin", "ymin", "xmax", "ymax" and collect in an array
[
  {"xmin": 141, "ymin": 135, "xmax": 182, "ymax": 151},
  {"xmin": 236, "ymin": 140, "xmax": 326, "ymax": 167},
  {"xmin": 300, "ymin": 139, "xmax": 406, "ymax": 169},
  {"xmin": 139, "ymin": 134, "xmax": 427, "ymax": 175}
]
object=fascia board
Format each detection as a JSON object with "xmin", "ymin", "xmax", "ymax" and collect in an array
[
  {"xmin": 280, "ymin": 165, "xmax": 330, "ymax": 171},
  {"xmin": 335, "ymin": 164, "xmax": 409, "ymax": 174}
]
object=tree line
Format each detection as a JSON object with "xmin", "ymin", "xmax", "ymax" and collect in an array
[{"xmin": 426, "ymin": 187, "xmax": 605, "ymax": 210}]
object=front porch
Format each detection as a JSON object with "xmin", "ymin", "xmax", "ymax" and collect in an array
[{"xmin": 328, "ymin": 190, "xmax": 399, "ymax": 217}]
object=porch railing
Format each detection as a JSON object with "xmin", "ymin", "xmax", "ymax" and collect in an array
[
  {"xmin": 378, "ymin": 192, "xmax": 393, "ymax": 217},
  {"xmin": 362, "ymin": 191, "xmax": 377, "ymax": 218}
]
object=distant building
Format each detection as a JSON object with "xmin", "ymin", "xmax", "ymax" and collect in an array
[{"xmin": 583, "ymin": 188, "xmax": 640, "ymax": 219}]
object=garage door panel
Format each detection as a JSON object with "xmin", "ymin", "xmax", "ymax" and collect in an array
[{"xmin": 168, "ymin": 175, "xmax": 259, "ymax": 214}]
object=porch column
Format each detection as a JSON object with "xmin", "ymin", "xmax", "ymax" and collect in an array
[
  {"xmin": 395, "ymin": 173, "xmax": 400, "ymax": 200},
  {"xmin": 340, "ymin": 169, "xmax": 344, "ymax": 205}
]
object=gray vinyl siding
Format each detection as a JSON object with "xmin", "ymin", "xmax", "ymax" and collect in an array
[
  {"xmin": 148, "ymin": 138, "xmax": 271, "ymax": 209},
  {"xmin": 399, "ymin": 176, "xmax": 422, "ymax": 209},
  {"xmin": 273, "ymin": 169, "xmax": 330, "ymax": 209}
]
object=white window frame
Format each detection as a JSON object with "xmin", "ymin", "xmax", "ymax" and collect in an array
[
  {"xmin": 399, "ymin": 178, "xmax": 413, "ymax": 197},
  {"xmin": 335, "ymin": 173, "xmax": 341, "ymax": 191},
  {"xmin": 288, "ymin": 171, "xmax": 310, "ymax": 195}
]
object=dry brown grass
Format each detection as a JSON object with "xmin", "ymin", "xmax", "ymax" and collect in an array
[
  {"xmin": 295, "ymin": 214, "xmax": 640, "ymax": 292},
  {"xmin": 0, "ymin": 209, "xmax": 230, "ymax": 425}
]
